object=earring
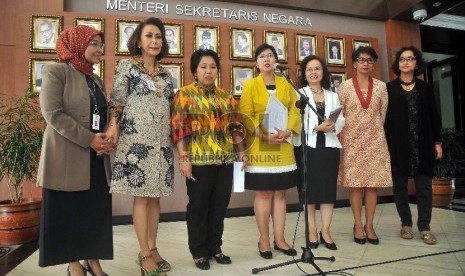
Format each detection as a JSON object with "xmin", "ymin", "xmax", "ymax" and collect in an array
[{"xmin": 138, "ymin": 44, "xmax": 141, "ymax": 49}]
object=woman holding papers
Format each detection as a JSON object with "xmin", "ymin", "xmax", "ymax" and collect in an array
[
  {"xmin": 240, "ymin": 43, "xmax": 301, "ymax": 259},
  {"xmin": 295, "ymin": 55, "xmax": 345, "ymax": 250},
  {"xmin": 171, "ymin": 49, "xmax": 246, "ymax": 270},
  {"xmin": 337, "ymin": 46, "xmax": 392, "ymax": 245}
]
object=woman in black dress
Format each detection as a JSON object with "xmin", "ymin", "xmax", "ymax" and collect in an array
[
  {"xmin": 295, "ymin": 55, "xmax": 345, "ymax": 250},
  {"xmin": 37, "ymin": 25, "xmax": 113, "ymax": 276}
]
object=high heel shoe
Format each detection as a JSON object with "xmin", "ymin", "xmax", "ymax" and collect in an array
[
  {"xmin": 364, "ymin": 225, "xmax": 380, "ymax": 245},
  {"xmin": 353, "ymin": 225, "xmax": 366, "ymax": 244},
  {"xmin": 67, "ymin": 264, "xmax": 87, "ymax": 276},
  {"xmin": 82, "ymin": 260, "xmax": 109, "ymax": 276},
  {"xmin": 136, "ymin": 253, "xmax": 165, "ymax": 276},
  {"xmin": 258, "ymin": 242, "xmax": 272, "ymax": 259},
  {"xmin": 319, "ymin": 232, "xmax": 337, "ymax": 250},
  {"xmin": 309, "ymin": 240, "xmax": 319, "ymax": 249},
  {"xmin": 273, "ymin": 241, "xmax": 297, "ymax": 256},
  {"xmin": 150, "ymin": 247, "xmax": 171, "ymax": 272}
]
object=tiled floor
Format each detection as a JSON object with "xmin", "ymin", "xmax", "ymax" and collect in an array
[{"xmin": 6, "ymin": 203, "xmax": 465, "ymax": 275}]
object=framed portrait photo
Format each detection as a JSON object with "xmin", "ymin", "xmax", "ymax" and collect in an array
[
  {"xmin": 30, "ymin": 15, "xmax": 62, "ymax": 53},
  {"xmin": 325, "ymin": 37, "xmax": 346, "ymax": 66},
  {"xmin": 265, "ymin": 31, "xmax": 287, "ymax": 62},
  {"xmin": 194, "ymin": 25, "xmax": 220, "ymax": 55},
  {"xmin": 352, "ymin": 39, "xmax": 371, "ymax": 51},
  {"xmin": 161, "ymin": 62, "xmax": 183, "ymax": 92},
  {"xmin": 296, "ymin": 34, "xmax": 317, "ymax": 63},
  {"xmin": 74, "ymin": 17, "xmax": 104, "ymax": 32},
  {"xmin": 29, "ymin": 58, "xmax": 58, "ymax": 94},
  {"xmin": 92, "ymin": 60, "xmax": 105, "ymax": 80},
  {"xmin": 329, "ymin": 72, "xmax": 347, "ymax": 93},
  {"xmin": 116, "ymin": 19, "xmax": 141, "ymax": 55},
  {"xmin": 230, "ymin": 27, "xmax": 254, "ymax": 60},
  {"xmin": 231, "ymin": 66, "xmax": 254, "ymax": 98},
  {"xmin": 164, "ymin": 23, "xmax": 183, "ymax": 57}
]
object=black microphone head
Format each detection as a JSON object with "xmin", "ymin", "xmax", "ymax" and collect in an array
[{"xmin": 274, "ymin": 63, "xmax": 288, "ymax": 71}]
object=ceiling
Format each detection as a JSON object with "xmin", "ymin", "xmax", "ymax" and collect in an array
[{"xmin": 210, "ymin": 0, "xmax": 465, "ymax": 31}]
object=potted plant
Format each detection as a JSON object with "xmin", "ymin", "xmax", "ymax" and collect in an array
[
  {"xmin": 432, "ymin": 127, "xmax": 465, "ymax": 207},
  {"xmin": 0, "ymin": 92, "xmax": 44, "ymax": 245}
]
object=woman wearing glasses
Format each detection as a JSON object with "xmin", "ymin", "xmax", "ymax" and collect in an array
[
  {"xmin": 295, "ymin": 55, "xmax": 345, "ymax": 250},
  {"xmin": 337, "ymin": 46, "xmax": 392, "ymax": 245},
  {"xmin": 38, "ymin": 25, "xmax": 113, "ymax": 276},
  {"xmin": 384, "ymin": 46, "xmax": 442, "ymax": 245},
  {"xmin": 240, "ymin": 43, "xmax": 301, "ymax": 259}
]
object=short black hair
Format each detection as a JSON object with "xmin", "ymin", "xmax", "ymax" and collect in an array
[
  {"xmin": 299, "ymin": 55, "xmax": 331, "ymax": 90},
  {"xmin": 190, "ymin": 49, "xmax": 220, "ymax": 76},
  {"xmin": 351, "ymin": 46, "xmax": 378, "ymax": 62},
  {"xmin": 128, "ymin": 17, "xmax": 169, "ymax": 60},
  {"xmin": 391, "ymin": 45, "xmax": 426, "ymax": 76}
]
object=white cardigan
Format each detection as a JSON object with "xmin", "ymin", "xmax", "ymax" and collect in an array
[{"xmin": 293, "ymin": 87, "xmax": 345, "ymax": 148}]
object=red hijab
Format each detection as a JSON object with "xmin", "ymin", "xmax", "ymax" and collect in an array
[{"xmin": 56, "ymin": 25, "xmax": 103, "ymax": 76}]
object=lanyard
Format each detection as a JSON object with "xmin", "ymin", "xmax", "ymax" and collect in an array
[
  {"xmin": 66, "ymin": 61, "xmax": 99, "ymax": 114},
  {"xmin": 86, "ymin": 76, "xmax": 99, "ymax": 115}
]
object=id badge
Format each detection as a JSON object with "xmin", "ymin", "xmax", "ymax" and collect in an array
[
  {"xmin": 92, "ymin": 114, "xmax": 100, "ymax": 130},
  {"xmin": 146, "ymin": 79, "xmax": 156, "ymax": 91}
]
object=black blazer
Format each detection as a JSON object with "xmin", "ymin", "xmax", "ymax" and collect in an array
[{"xmin": 384, "ymin": 78, "xmax": 442, "ymax": 177}]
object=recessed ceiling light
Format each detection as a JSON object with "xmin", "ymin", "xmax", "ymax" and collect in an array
[{"xmin": 433, "ymin": 2, "xmax": 442, "ymax": 7}]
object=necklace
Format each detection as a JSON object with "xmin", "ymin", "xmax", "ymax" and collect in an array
[
  {"xmin": 352, "ymin": 76, "xmax": 373, "ymax": 109},
  {"xmin": 400, "ymin": 77, "xmax": 416, "ymax": 85},
  {"xmin": 310, "ymin": 87, "xmax": 323, "ymax": 94}
]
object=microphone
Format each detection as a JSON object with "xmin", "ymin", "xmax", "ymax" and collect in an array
[{"xmin": 273, "ymin": 63, "xmax": 289, "ymax": 71}]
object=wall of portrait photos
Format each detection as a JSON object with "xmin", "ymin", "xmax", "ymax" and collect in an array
[
  {"xmin": 0, "ymin": 0, "xmax": 422, "ymax": 214},
  {"xmin": 24, "ymin": 13, "xmax": 379, "ymax": 98}
]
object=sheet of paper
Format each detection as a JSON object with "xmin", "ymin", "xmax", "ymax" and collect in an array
[
  {"xmin": 263, "ymin": 95, "xmax": 288, "ymax": 134},
  {"xmin": 233, "ymin": 162, "xmax": 245, "ymax": 193}
]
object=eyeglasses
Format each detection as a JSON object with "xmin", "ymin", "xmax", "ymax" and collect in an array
[
  {"xmin": 306, "ymin": 67, "xmax": 322, "ymax": 73},
  {"xmin": 88, "ymin": 40, "xmax": 105, "ymax": 50},
  {"xmin": 356, "ymin": 57, "xmax": 375, "ymax": 64},
  {"xmin": 39, "ymin": 29, "xmax": 52, "ymax": 34},
  {"xmin": 258, "ymin": 53, "xmax": 275, "ymax": 60},
  {"xmin": 399, "ymin": 56, "xmax": 416, "ymax": 63}
]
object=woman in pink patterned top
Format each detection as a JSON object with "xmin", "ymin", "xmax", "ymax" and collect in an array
[{"xmin": 337, "ymin": 46, "xmax": 392, "ymax": 245}]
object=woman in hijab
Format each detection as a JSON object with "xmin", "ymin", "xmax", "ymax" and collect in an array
[{"xmin": 37, "ymin": 25, "xmax": 113, "ymax": 276}]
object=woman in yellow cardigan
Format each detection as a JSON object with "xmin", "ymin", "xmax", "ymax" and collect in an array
[{"xmin": 240, "ymin": 43, "xmax": 301, "ymax": 259}]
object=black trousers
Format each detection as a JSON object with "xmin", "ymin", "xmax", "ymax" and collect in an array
[
  {"xmin": 392, "ymin": 172, "xmax": 432, "ymax": 231},
  {"xmin": 186, "ymin": 164, "xmax": 233, "ymax": 259}
]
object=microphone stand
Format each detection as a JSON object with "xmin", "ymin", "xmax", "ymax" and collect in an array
[{"xmin": 251, "ymin": 68, "xmax": 335, "ymax": 275}]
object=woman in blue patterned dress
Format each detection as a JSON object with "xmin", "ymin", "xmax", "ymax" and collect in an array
[{"xmin": 106, "ymin": 17, "xmax": 173, "ymax": 276}]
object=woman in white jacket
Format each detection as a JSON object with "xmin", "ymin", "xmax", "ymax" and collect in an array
[{"xmin": 294, "ymin": 55, "xmax": 345, "ymax": 250}]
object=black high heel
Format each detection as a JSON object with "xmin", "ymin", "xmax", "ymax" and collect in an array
[
  {"xmin": 364, "ymin": 225, "xmax": 380, "ymax": 245},
  {"xmin": 309, "ymin": 240, "xmax": 319, "ymax": 249},
  {"xmin": 258, "ymin": 242, "xmax": 272, "ymax": 259},
  {"xmin": 67, "ymin": 264, "xmax": 87, "ymax": 276},
  {"xmin": 319, "ymin": 232, "xmax": 337, "ymax": 250},
  {"xmin": 82, "ymin": 260, "xmax": 109, "ymax": 276},
  {"xmin": 273, "ymin": 241, "xmax": 297, "ymax": 256},
  {"xmin": 353, "ymin": 225, "xmax": 366, "ymax": 245}
]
